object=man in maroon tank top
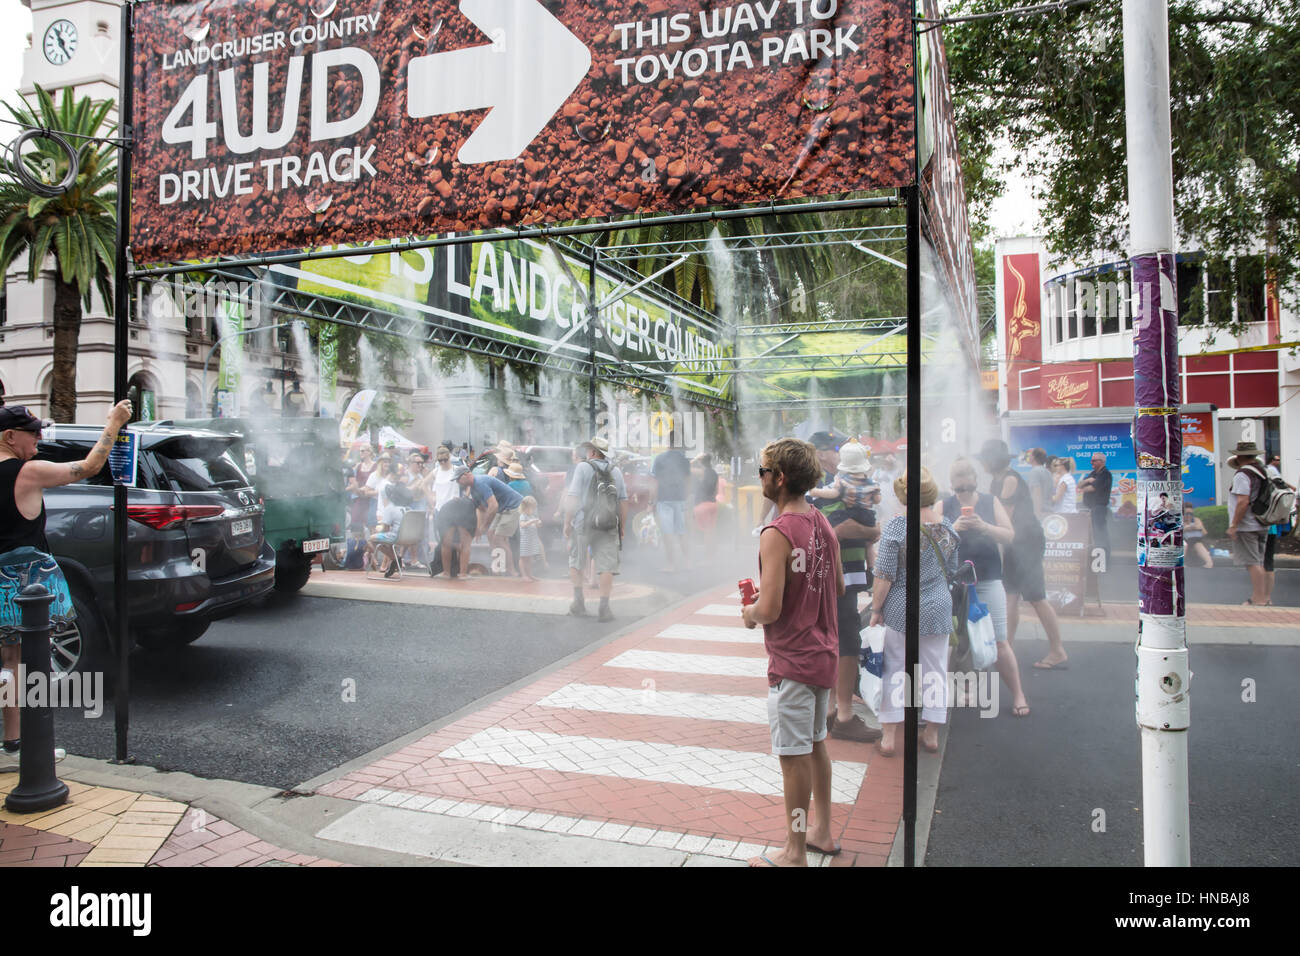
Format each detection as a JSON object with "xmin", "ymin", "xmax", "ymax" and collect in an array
[{"xmin": 742, "ymin": 438, "xmax": 844, "ymax": 866}]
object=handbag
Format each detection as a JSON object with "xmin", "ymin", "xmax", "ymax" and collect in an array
[
  {"xmin": 921, "ymin": 524, "xmax": 971, "ymax": 646},
  {"xmin": 0, "ymin": 547, "xmax": 77, "ymax": 634}
]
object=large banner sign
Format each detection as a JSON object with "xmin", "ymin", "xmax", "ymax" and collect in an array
[
  {"xmin": 916, "ymin": 0, "xmax": 977, "ymax": 355},
  {"xmin": 282, "ymin": 237, "xmax": 734, "ymax": 398},
  {"xmin": 131, "ymin": 0, "xmax": 916, "ymax": 261}
]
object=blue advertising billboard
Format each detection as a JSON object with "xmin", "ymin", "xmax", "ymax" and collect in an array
[{"xmin": 1008, "ymin": 414, "xmax": 1217, "ymax": 515}]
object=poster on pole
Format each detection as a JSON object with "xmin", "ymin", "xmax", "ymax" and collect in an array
[
  {"xmin": 1137, "ymin": 481, "xmax": 1183, "ymax": 569},
  {"xmin": 130, "ymin": 0, "xmax": 917, "ymax": 262}
]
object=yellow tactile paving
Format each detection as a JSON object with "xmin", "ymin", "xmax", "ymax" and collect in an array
[
  {"xmin": 51, "ymin": 813, "xmax": 117, "ymax": 843},
  {"xmin": 119, "ymin": 811, "xmax": 185, "ymax": 826},
  {"xmin": 81, "ymin": 846, "xmax": 157, "ymax": 865}
]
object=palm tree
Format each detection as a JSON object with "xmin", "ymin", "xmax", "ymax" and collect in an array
[{"xmin": 0, "ymin": 86, "xmax": 117, "ymax": 422}]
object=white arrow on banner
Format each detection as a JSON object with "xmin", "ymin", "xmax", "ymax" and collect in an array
[{"xmin": 406, "ymin": 0, "xmax": 591, "ymax": 165}]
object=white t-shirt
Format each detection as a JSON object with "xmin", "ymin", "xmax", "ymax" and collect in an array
[
  {"xmin": 367, "ymin": 470, "xmax": 392, "ymax": 513},
  {"xmin": 431, "ymin": 465, "xmax": 458, "ymax": 511},
  {"xmin": 1230, "ymin": 467, "xmax": 1266, "ymax": 532},
  {"xmin": 1053, "ymin": 473, "xmax": 1077, "ymax": 514}
]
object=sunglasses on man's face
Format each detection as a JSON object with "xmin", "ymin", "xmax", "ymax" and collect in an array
[{"xmin": 758, "ymin": 466, "xmax": 775, "ymax": 478}]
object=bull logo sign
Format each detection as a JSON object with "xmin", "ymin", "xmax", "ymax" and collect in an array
[{"xmin": 1005, "ymin": 255, "xmax": 1040, "ymax": 360}]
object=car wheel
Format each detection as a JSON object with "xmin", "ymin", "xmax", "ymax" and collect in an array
[
  {"xmin": 274, "ymin": 551, "xmax": 313, "ymax": 592},
  {"xmin": 135, "ymin": 619, "xmax": 211, "ymax": 649},
  {"xmin": 50, "ymin": 584, "xmax": 110, "ymax": 680}
]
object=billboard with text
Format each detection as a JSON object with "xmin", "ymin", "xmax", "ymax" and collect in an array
[{"xmin": 131, "ymin": 0, "xmax": 916, "ymax": 261}]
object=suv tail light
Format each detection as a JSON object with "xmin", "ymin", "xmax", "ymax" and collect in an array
[{"xmin": 126, "ymin": 504, "xmax": 225, "ymax": 530}]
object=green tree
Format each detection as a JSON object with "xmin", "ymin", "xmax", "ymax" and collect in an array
[
  {"xmin": 947, "ymin": 0, "xmax": 1300, "ymax": 325},
  {"xmin": 0, "ymin": 86, "xmax": 118, "ymax": 421}
]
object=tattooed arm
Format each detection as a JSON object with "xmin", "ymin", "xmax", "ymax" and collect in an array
[{"xmin": 19, "ymin": 400, "xmax": 133, "ymax": 491}]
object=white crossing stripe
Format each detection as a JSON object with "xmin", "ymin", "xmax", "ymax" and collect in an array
[
  {"xmin": 695, "ymin": 603, "xmax": 745, "ymax": 616},
  {"xmin": 605, "ymin": 649, "xmax": 768, "ymax": 678},
  {"xmin": 538, "ymin": 683, "xmax": 768, "ymax": 724},
  {"xmin": 440, "ymin": 727, "xmax": 867, "ymax": 803},
  {"xmin": 655, "ymin": 623, "xmax": 763, "ymax": 644}
]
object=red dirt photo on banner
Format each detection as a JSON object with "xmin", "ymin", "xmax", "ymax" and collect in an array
[{"xmin": 130, "ymin": 0, "xmax": 916, "ymax": 262}]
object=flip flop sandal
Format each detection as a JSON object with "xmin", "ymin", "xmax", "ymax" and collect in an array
[
  {"xmin": 806, "ymin": 841, "xmax": 842, "ymax": 856},
  {"xmin": 1013, "ymin": 704, "xmax": 1031, "ymax": 717}
]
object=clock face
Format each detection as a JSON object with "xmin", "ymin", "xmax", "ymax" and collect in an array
[{"xmin": 43, "ymin": 19, "xmax": 78, "ymax": 65}]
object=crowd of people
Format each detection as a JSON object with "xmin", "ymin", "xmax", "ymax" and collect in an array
[{"xmin": 740, "ymin": 432, "xmax": 1073, "ymax": 866}]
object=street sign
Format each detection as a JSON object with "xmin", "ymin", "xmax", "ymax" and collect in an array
[{"xmin": 131, "ymin": 0, "xmax": 916, "ymax": 261}]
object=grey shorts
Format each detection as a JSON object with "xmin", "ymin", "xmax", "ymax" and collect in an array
[
  {"xmin": 490, "ymin": 507, "xmax": 520, "ymax": 537},
  {"xmin": 767, "ymin": 678, "xmax": 830, "ymax": 756},
  {"xmin": 1232, "ymin": 529, "xmax": 1267, "ymax": 567},
  {"xmin": 570, "ymin": 528, "xmax": 621, "ymax": 574}
]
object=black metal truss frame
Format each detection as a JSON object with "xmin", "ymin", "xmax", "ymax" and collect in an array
[{"xmin": 593, "ymin": 224, "xmax": 909, "ymax": 264}]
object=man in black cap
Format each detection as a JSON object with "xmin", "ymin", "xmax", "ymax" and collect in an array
[
  {"xmin": 0, "ymin": 400, "xmax": 133, "ymax": 765},
  {"xmin": 976, "ymin": 439, "xmax": 1068, "ymax": 669},
  {"xmin": 806, "ymin": 430, "xmax": 882, "ymax": 742}
]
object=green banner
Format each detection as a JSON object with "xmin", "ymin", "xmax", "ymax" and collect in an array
[
  {"xmin": 290, "ymin": 238, "xmax": 733, "ymax": 400},
  {"xmin": 317, "ymin": 323, "xmax": 339, "ymax": 417},
  {"xmin": 216, "ymin": 298, "xmax": 244, "ymax": 416}
]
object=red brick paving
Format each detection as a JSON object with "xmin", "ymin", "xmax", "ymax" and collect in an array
[
  {"xmin": 149, "ymin": 808, "xmax": 346, "ymax": 868},
  {"xmin": 0, "ymin": 822, "xmax": 92, "ymax": 867},
  {"xmin": 317, "ymin": 587, "xmax": 901, "ymax": 863}
]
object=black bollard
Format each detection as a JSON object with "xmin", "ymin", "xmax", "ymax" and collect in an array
[{"xmin": 4, "ymin": 584, "xmax": 69, "ymax": 813}]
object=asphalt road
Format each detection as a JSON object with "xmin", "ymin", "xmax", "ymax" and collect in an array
[
  {"xmin": 52, "ymin": 594, "xmax": 644, "ymax": 791},
  {"xmin": 1099, "ymin": 559, "xmax": 1300, "ymax": 606},
  {"xmin": 924, "ymin": 638, "xmax": 1300, "ymax": 867}
]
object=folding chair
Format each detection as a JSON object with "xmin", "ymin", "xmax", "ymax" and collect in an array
[{"xmin": 365, "ymin": 510, "xmax": 426, "ymax": 581}]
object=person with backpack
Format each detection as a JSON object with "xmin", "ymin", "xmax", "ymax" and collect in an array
[
  {"xmin": 1227, "ymin": 441, "xmax": 1295, "ymax": 606},
  {"xmin": 564, "ymin": 437, "xmax": 628, "ymax": 621}
]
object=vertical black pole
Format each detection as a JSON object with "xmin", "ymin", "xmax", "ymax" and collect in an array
[
  {"xmin": 904, "ymin": 184, "xmax": 921, "ymax": 867},
  {"xmin": 902, "ymin": 7, "xmax": 925, "ymax": 868},
  {"xmin": 112, "ymin": 0, "xmax": 135, "ymax": 764},
  {"xmin": 588, "ymin": 247, "xmax": 598, "ymax": 434}
]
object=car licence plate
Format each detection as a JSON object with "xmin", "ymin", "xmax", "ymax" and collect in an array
[
  {"xmin": 302, "ymin": 538, "xmax": 329, "ymax": 554},
  {"xmin": 231, "ymin": 518, "xmax": 254, "ymax": 537}
]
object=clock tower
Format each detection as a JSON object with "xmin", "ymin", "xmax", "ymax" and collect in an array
[{"xmin": 20, "ymin": 0, "xmax": 122, "ymax": 101}]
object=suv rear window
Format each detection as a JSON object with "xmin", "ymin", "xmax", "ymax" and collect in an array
[
  {"xmin": 148, "ymin": 437, "xmax": 252, "ymax": 493},
  {"xmin": 34, "ymin": 441, "xmax": 114, "ymax": 486}
]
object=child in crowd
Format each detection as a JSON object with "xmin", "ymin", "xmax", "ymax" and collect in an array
[
  {"xmin": 518, "ymin": 496, "xmax": 544, "ymax": 582},
  {"xmin": 808, "ymin": 440, "xmax": 878, "ymax": 528}
]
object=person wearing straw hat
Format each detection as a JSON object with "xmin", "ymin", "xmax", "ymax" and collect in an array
[{"xmin": 1226, "ymin": 440, "xmax": 1271, "ymax": 605}]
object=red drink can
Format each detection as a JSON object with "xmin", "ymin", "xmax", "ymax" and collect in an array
[{"xmin": 738, "ymin": 579, "xmax": 757, "ymax": 606}]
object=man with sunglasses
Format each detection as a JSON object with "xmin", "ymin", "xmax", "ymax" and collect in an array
[
  {"xmin": 807, "ymin": 431, "xmax": 882, "ymax": 744},
  {"xmin": 0, "ymin": 400, "xmax": 133, "ymax": 767}
]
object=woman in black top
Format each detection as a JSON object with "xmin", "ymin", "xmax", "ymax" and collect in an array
[
  {"xmin": 975, "ymin": 439, "xmax": 1069, "ymax": 670},
  {"xmin": 938, "ymin": 458, "xmax": 1029, "ymax": 717}
]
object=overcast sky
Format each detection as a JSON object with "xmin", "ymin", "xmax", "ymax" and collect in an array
[{"xmin": 0, "ymin": 0, "xmax": 1040, "ymax": 240}]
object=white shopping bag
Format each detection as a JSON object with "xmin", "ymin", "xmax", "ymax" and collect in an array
[{"xmin": 858, "ymin": 625, "xmax": 886, "ymax": 716}]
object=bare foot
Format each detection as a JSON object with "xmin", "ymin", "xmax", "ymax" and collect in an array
[{"xmin": 920, "ymin": 727, "xmax": 940, "ymax": 752}]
